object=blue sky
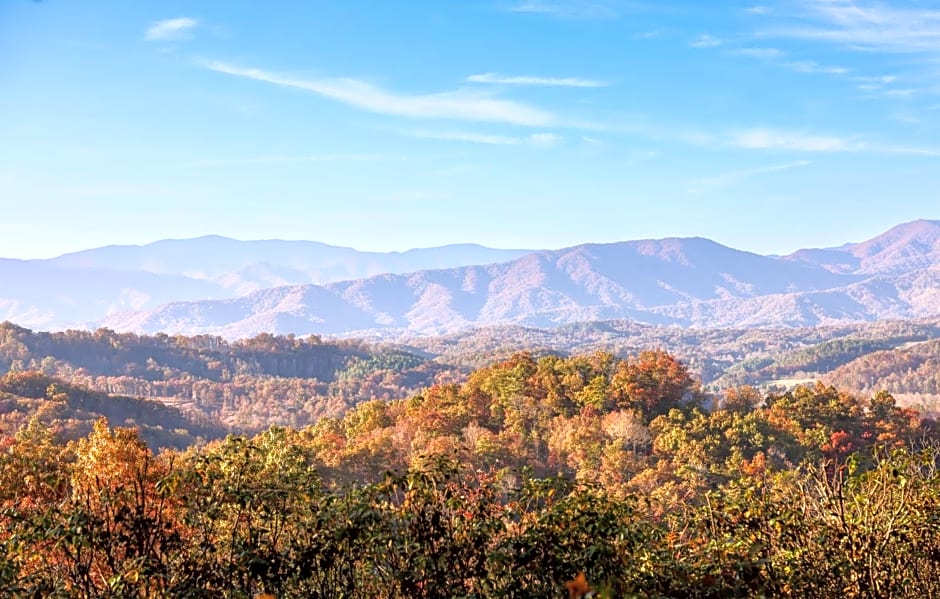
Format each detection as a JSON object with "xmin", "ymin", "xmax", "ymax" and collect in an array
[{"xmin": 2, "ymin": 0, "xmax": 939, "ymax": 259}]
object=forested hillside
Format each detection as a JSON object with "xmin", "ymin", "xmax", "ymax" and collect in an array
[
  {"xmin": 0, "ymin": 322, "xmax": 456, "ymax": 434},
  {"xmin": 404, "ymin": 318, "xmax": 940, "ymax": 393},
  {"xmin": 2, "ymin": 350, "xmax": 937, "ymax": 597},
  {"xmin": 0, "ymin": 370, "xmax": 222, "ymax": 449},
  {"xmin": 3, "ymin": 319, "xmax": 940, "ymax": 446},
  {"xmin": 826, "ymin": 338, "xmax": 940, "ymax": 403}
]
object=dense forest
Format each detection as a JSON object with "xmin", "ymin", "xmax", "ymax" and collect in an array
[
  {"xmin": 403, "ymin": 318, "xmax": 940, "ymax": 391},
  {"xmin": 3, "ymin": 319, "xmax": 940, "ymax": 447},
  {"xmin": 2, "ymin": 344, "xmax": 939, "ymax": 597},
  {"xmin": 0, "ymin": 370, "xmax": 224, "ymax": 449},
  {"xmin": 0, "ymin": 322, "xmax": 457, "ymax": 440},
  {"xmin": 826, "ymin": 339, "xmax": 940, "ymax": 398}
]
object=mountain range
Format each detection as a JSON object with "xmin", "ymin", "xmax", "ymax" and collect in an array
[
  {"xmin": 0, "ymin": 237, "xmax": 528, "ymax": 329},
  {"xmin": 4, "ymin": 220, "xmax": 940, "ymax": 338}
]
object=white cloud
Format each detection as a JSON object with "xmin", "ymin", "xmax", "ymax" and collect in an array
[
  {"xmin": 529, "ymin": 132, "xmax": 563, "ymax": 145},
  {"xmin": 202, "ymin": 61, "xmax": 556, "ymax": 127},
  {"xmin": 688, "ymin": 160, "xmax": 811, "ymax": 193},
  {"xmin": 729, "ymin": 127, "xmax": 940, "ymax": 156},
  {"xmin": 508, "ymin": 1, "xmax": 621, "ymax": 19},
  {"xmin": 877, "ymin": 145, "xmax": 940, "ymax": 157},
  {"xmin": 510, "ymin": 2, "xmax": 559, "ymax": 13},
  {"xmin": 786, "ymin": 60, "xmax": 849, "ymax": 75},
  {"xmin": 884, "ymin": 88, "xmax": 918, "ymax": 98},
  {"xmin": 690, "ymin": 34, "xmax": 722, "ymax": 48},
  {"xmin": 889, "ymin": 112, "xmax": 920, "ymax": 125},
  {"xmin": 633, "ymin": 29, "xmax": 662, "ymax": 40},
  {"xmin": 746, "ymin": 5, "xmax": 773, "ymax": 15},
  {"xmin": 145, "ymin": 17, "xmax": 198, "ymax": 41},
  {"xmin": 859, "ymin": 75, "xmax": 897, "ymax": 84},
  {"xmin": 734, "ymin": 47, "xmax": 785, "ymax": 59},
  {"xmin": 411, "ymin": 131, "xmax": 521, "ymax": 145},
  {"xmin": 732, "ymin": 48, "xmax": 850, "ymax": 78},
  {"xmin": 466, "ymin": 72, "xmax": 606, "ymax": 88},
  {"xmin": 410, "ymin": 130, "xmax": 562, "ymax": 146},
  {"xmin": 854, "ymin": 75, "xmax": 900, "ymax": 92},
  {"xmin": 579, "ymin": 116, "xmax": 940, "ymax": 158},
  {"xmin": 731, "ymin": 48, "xmax": 850, "ymax": 77},
  {"xmin": 191, "ymin": 154, "xmax": 384, "ymax": 167},
  {"xmin": 731, "ymin": 128, "xmax": 862, "ymax": 151},
  {"xmin": 768, "ymin": 1, "xmax": 940, "ymax": 54}
]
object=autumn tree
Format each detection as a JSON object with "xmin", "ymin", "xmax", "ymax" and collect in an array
[
  {"xmin": 62, "ymin": 418, "xmax": 182, "ymax": 596},
  {"xmin": 611, "ymin": 350, "xmax": 701, "ymax": 423}
]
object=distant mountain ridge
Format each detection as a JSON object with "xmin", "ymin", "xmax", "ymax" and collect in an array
[
  {"xmin": 103, "ymin": 220, "xmax": 940, "ymax": 337},
  {"xmin": 99, "ymin": 238, "xmax": 860, "ymax": 338},
  {"xmin": 4, "ymin": 220, "xmax": 940, "ymax": 337},
  {"xmin": 785, "ymin": 219, "xmax": 940, "ymax": 275},
  {"xmin": 1, "ymin": 237, "xmax": 530, "ymax": 328},
  {"xmin": 46, "ymin": 236, "xmax": 531, "ymax": 284}
]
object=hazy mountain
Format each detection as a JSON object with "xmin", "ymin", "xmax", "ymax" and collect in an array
[
  {"xmin": 0, "ymin": 258, "xmax": 224, "ymax": 329},
  {"xmin": 46, "ymin": 236, "xmax": 531, "ymax": 289},
  {"xmin": 785, "ymin": 219, "xmax": 940, "ymax": 275},
  {"xmin": 102, "ymin": 236, "xmax": 871, "ymax": 337},
  {"xmin": 2, "ymin": 237, "xmax": 529, "ymax": 328},
  {"xmin": 8, "ymin": 221, "xmax": 940, "ymax": 337}
]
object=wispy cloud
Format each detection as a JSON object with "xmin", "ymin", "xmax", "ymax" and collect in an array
[
  {"xmin": 633, "ymin": 29, "xmax": 662, "ymax": 40},
  {"xmin": 852, "ymin": 74, "xmax": 914, "ymax": 98},
  {"xmin": 730, "ymin": 45, "xmax": 848, "ymax": 77},
  {"xmin": 733, "ymin": 47, "xmax": 785, "ymax": 59},
  {"xmin": 510, "ymin": 2, "xmax": 561, "ymax": 14},
  {"xmin": 857, "ymin": 75, "xmax": 897, "ymax": 85},
  {"xmin": 530, "ymin": 132, "xmax": 563, "ymax": 145},
  {"xmin": 884, "ymin": 88, "xmax": 918, "ymax": 98},
  {"xmin": 731, "ymin": 128, "xmax": 862, "ymax": 152},
  {"xmin": 191, "ymin": 154, "xmax": 385, "ymax": 167},
  {"xmin": 889, "ymin": 112, "xmax": 920, "ymax": 125},
  {"xmin": 786, "ymin": 60, "xmax": 849, "ymax": 75},
  {"xmin": 562, "ymin": 114, "xmax": 940, "ymax": 158},
  {"xmin": 690, "ymin": 34, "xmax": 722, "ymax": 48},
  {"xmin": 768, "ymin": 0, "xmax": 940, "ymax": 54},
  {"xmin": 729, "ymin": 127, "xmax": 940, "ymax": 155},
  {"xmin": 409, "ymin": 130, "xmax": 562, "ymax": 146},
  {"xmin": 508, "ymin": 1, "xmax": 623, "ymax": 19},
  {"xmin": 145, "ymin": 17, "xmax": 198, "ymax": 41},
  {"xmin": 410, "ymin": 131, "xmax": 523, "ymax": 145},
  {"xmin": 746, "ymin": 5, "xmax": 773, "ymax": 16},
  {"xmin": 202, "ymin": 61, "xmax": 556, "ymax": 127},
  {"xmin": 877, "ymin": 145, "xmax": 940, "ymax": 157},
  {"xmin": 853, "ymin": 74, "xmax": 898, "ymax": 91},
  {"xmin": 466, "ymin": 72, "xmax": 606, "ymax": 88},
  {"xmin": 688, "ymin": 160, "xmax": 811, "ymax": 193}
]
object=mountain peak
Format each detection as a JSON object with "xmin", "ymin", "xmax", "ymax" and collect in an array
[
  {"xmin": 842, "ymin": 219, "xmax": 940, "ymax": 274},
  {"xmin": 784, "ymin": 219, "xmax": 940, "ymax": 275},
  {"xmin": 848, "ymin": 219, "xmax": 940, "ymax": 256}
]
